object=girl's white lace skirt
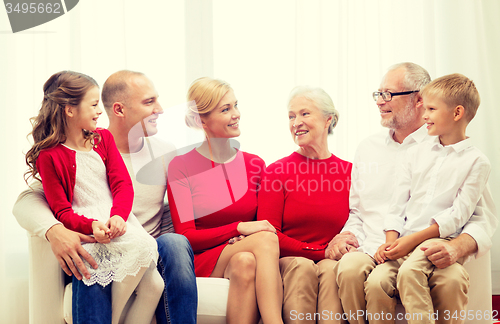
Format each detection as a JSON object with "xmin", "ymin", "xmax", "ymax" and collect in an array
[
  {"xmin": 70, "ymin": 149, "xmax": 158, "ymax": 287},
  {"xmin": 80, "ymin": 214, "xmax": 158, "ymax": 287}
]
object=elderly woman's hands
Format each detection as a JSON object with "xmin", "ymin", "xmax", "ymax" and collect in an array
[
  {"xmin": 237, "ymin": 220, "xmax": 276, "ymax": 236},
  {"xmin": 325, "ymin": 231, "xmax": 359, "ymax": 260}
]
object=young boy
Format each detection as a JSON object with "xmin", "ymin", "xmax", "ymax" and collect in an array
[{"xmin": 372, "ymin": 73, "xmax": 492, "ymax": 323}]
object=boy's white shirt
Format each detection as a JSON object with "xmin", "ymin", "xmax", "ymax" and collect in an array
[
  {"xmin": 384, "ymin": 136, "xmax": 492, "ymax": 240},
  {"xmin": 343, "ymin": 125, "xmax": 498, "ymax": 261}
]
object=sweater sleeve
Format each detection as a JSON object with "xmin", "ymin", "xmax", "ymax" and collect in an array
[
  {"xmin": 99, "ymin": 129, "xmax": 133, "ymax": 221},
  {"xmin": 36, "ymin": 150, "xmax": 96, "ymax": 234},
  {"xmin": 12, "ymin": 182, "xmax": 61, "ymax": 241},
  {"xmin": 257, "ymin": 163, "xmax": 326, "ymax": 261},
  {"xmin": 167, "ymin": 156, "xmax": 240, "ymax": 252}
]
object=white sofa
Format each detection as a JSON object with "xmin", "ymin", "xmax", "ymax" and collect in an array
[
  {"xmin": 28, "ymin": 232, "xmax": 494, "ymax": 324},
  {"xmin": 27, "ymin": 233, "xmax": 230, "ymax": 324}
]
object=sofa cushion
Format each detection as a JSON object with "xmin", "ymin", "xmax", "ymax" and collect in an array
[{"xmin": 196, "ymin": 277, "xmax": 229, "ymax": 324}]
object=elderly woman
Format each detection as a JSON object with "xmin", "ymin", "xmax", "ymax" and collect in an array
[
  {"xmin": 257, "ymin": 86, "xmax": 352, "ymax": 324},
  {"xmin": 168, "ymin": 77, "xmax": 284, "ymax": 324}
]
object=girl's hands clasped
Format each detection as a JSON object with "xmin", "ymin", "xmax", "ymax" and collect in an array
[
  {"xmin": 92, "ymin": 220, "xmax": 111, "ymax": 243},
  {"xmin": 92, "ymin": 215, "xmax": 127, "ymax": 243},
  {"xmin": 106, "ymin": 215, "xmax": 127, "ymax": 239}
]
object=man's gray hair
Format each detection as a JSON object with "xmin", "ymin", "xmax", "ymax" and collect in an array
[{"xmin": 388, "ymin": 62, "xmax": 431, "ymax": 91}]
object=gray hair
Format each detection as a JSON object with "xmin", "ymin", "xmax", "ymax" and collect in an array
[
  {"xmin": 388, "ymin": 62, "xmax": 431, "ymax": 91},
  {"xmin": 288, "ymin": 86, "xmax": 339, "ymax": 135}
]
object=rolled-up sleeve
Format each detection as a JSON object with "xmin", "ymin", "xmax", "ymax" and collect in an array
[{"xmin": 460, "ymin": 183, "xmax": 498, "ymax": 259}]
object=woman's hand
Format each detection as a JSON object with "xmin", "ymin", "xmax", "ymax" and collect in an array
[
  {"xmin": 106, "ymin": 215, "xmax": 127, "ymax": 239},
  {"xmin": 92, "ymin": 221, "xmax": 111, "ymax": 244},
  {"xmin": 237, "ymin": 220, "xmax": 276, "ymax": 236},
  {"xmin": 228, "ymin": 235, "xmax": 246, "ymax": 244}
]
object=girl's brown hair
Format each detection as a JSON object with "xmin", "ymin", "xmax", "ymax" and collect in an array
[{"xmin": 25, "ymin": 71, "xmax": 99, "ymax": 184}]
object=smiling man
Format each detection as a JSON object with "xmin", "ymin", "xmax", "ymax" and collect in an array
[
  {"xmin": 326, "ymin": 62, "xmax": 497, "ymax": 324},
  {"xmin": 13, "ymin": 70, "xmax": 197, "ymax": 324}
]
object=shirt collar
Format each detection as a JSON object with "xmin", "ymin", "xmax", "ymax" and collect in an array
[
  {"xmin": 430, "ymin": 136, "xmax": 473, "ymax": 153},
  {"xmin": 385, "ymin": 124, "xmax": 429, "ymax": 146}
]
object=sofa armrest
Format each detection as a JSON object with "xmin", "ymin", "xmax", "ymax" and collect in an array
[
  {"xmin": 464, "ymin": 251, "xmax": 493, "ymax": 324},
  {"xmin": 28, "ymin": 233, "xmax": 65, "ymax": 324}
]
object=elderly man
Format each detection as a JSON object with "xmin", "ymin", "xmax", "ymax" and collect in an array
[
  {"xmin": 327, "ymin": 62, "xmax": 497, "ymax": 324},
  {"xmin": 13, "ymin": 70, "xmax": 197, "ymax": 324}
]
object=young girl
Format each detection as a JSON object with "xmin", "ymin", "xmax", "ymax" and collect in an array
[{"xmin": 25, "ymin": 71, "xmax": 163, "ymax": 324}]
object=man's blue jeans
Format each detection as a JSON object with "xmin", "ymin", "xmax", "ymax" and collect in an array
[
  {"xmin": 73, "ymin": 233, "xmax": 197, "ymax": 324},
  {"xmin": 155, "ymin": 233, "xmax": 198, "ymax": 324},
  {"xmin": 72, "ymin": 277, "xmax": 112, "ymax": 324}
]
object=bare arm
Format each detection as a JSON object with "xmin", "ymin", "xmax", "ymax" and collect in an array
[
  {"xmin": 374, "ymin": 230, "xmax": 399, "ymax": 264},
  {"xmin": 385, "ymin": 223, "xmax": 440, "ymax": 260}
]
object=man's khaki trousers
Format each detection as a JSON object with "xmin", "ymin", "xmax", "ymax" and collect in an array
[{"xmin": 334, "ymin": 241, "xmax": 469, "ymax": 324}]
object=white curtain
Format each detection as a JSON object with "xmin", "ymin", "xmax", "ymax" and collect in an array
[{"xmin": 1, "ymin": 1, "xmax": 499, "ymax": 322}]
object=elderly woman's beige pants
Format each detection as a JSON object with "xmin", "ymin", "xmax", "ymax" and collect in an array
[{"xmin": 279, "ymin": 256, "xmax": 345, "ymax": 324}]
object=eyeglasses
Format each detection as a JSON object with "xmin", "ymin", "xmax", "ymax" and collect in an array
[{"xmin": 372, "ymin": 90, "xmax": 419, "ymax": 102}]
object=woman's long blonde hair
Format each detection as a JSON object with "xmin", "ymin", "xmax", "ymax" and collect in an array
[{"xmin": 25, "ymin": 71, "xmax": 99, "ymax": 184}]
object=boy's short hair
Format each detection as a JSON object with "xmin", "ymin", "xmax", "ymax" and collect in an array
[{"xmin": 421, "ymin": 73, "xmax": 480, "ymax": 122}]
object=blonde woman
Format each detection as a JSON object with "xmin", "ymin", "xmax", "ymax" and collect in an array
[{"xmin": 168, "ymin": 77, "xmax": 284, "ymax": 324}]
